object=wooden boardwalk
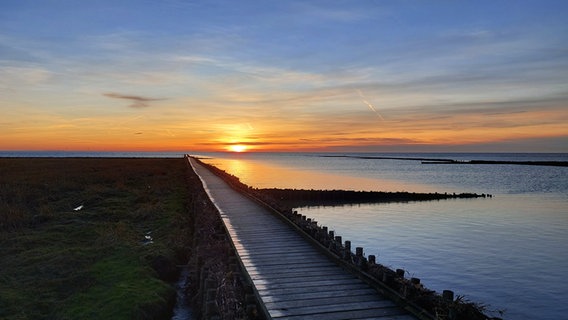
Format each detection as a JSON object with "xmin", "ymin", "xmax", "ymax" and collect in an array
[{"xmin": 189, "ymin": 157, "xmax": 418, "ymax": 320}]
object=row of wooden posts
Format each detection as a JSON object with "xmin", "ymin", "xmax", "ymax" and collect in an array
[{"xmin": 288, "ymin": 211, "xmax": 462, "ymax": 320}]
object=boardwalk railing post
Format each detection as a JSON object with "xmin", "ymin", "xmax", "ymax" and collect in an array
[
  {"xmin": 442, "ymin": 290, "xmax": 456, "ymax": 320},
  {"xmin": 335, "ymin": 235, "xmax": 342, "ymax": 244},
  {"xmin": 334, "ymin": 236, "xmax": 342, "ymax": 255},
  {"xmin": 344, "ymin": 240, "xmax": 351, "ymax": 260},
  {"xmin": 396, "ymin": 268, "xmax": 405, "ymax": 278},
  {"xmin": 321, "ymin": 226, "xmax": 328, "ymax": 243},
  {"xmin": 442, "ymin": 290, "xmax": 454, "ymax": 302},
  {"xmin": 355, "ymin": 247, "xmax": 367, "ymax": 269}
]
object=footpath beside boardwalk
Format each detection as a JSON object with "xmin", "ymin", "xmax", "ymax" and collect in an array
[{"xmin": 189, "ymin": 157, "xmax": 418, "ymax": 320}]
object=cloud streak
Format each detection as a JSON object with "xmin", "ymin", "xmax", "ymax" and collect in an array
[
  {"xmin": 103, "ymin": 92, "xmax": 167, "ymax": 108},
  {"xmin": 357, "ymin": 89, "xmax": 384, "ymax": 120}
]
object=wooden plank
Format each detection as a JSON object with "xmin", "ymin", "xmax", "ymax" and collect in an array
[
  {"xmin": 240, "ymin": 253, "xmax": 329, "ymax": 264},
  {"xmin": 237, "ymin": 247, "xmax": 316, "ymax": 257},
  {"xmin": 241, "ymin": 257, "xmax": 330, "ymax": 267},
  {"xmin": 244, "ymin": 261, "xmax": 333, "ymax": 274},
  {"xmin": 259, "ymin": 288, "xmax": 379, "ymax": 303},
  {"xmin": 249, "ymin": 267, "xmax": 347, "ymax": 279},
  {"xmin": 357, "ymin": 315, "xmax": 419, "ymax": 320},
  {"xmin": 269, "ymin": 300, "xmax": 403, "ymax": 318},
  {"xmin": 272, "ymin": 306, "xmax": 407, "ymax": 320},
  {"xmin": 264, "ymin": 294, "xmax": 391, "ymax": 310},
  {"xmin": 229, "ymin": 229, "xmax": 298, "ymax": 236},
  {"xmin": 232, "ymin": 237, "xmax": 309, "ymax": 246},
  {"xmin": 247, "ymin": 268, "xmax": 344, "ymax": 280},
  {"xmin": 252, "ymin": 273, "xmax": 357, "ymax": 285},
  {"xmin": 255, "ymin": 283, "xmax": 370, "ymax": 296},
  {"xmin": 253, "ymin": 278, "xmax": 364, "ymax": 291}
]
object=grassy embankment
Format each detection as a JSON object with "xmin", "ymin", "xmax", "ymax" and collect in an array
[{"xmin": 0, "ymin": 158, "xmax": 193, "ymax": 320}]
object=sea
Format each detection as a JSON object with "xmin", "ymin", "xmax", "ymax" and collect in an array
[
  {"xmin": 197, "ymin": 152, "xmax": 568, "ymax": 320},
  {"xmin": 3, "ymin": 151, "xmax": 567, "ymax": 320}
]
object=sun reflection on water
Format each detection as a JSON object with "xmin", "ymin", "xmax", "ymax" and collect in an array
[{"xmin": 201, "ymin": 157, "xmax": 431, "ymax": 192}]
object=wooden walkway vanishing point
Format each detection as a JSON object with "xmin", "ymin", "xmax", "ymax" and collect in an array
[{"xmin": 189, "ymin": 157, "xmax": 419, "ymax": 320}]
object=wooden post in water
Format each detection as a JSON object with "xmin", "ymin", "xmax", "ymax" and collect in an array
[{"xmin": 368, "ymin": 255, "xmax": 376, "ymax": 265}]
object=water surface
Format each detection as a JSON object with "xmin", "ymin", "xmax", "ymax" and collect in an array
[{"xmin": 200, "ymin": 152, "xmax": 568, "ymax": 320}]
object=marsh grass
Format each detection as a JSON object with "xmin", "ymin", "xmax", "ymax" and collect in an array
[{"xmin": 0, "ymin": 158, "xmax": 193, "ymax": 320}]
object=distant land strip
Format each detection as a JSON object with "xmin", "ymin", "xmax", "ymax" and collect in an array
[{"xmin": 320, "ymin": 155, "xmax": 568, "ymax": 167}]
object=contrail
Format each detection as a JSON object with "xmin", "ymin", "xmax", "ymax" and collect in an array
[{"xmin": 357, "ymin": 89, "xmax": 384, "ymax": 120}]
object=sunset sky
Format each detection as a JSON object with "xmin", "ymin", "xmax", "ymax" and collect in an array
[{"xmin": 1, "ymin": 1, "xmax": 567, "ymax": 152}]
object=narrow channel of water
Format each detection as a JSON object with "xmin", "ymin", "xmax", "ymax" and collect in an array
[{"xmin": 171, "ymin": 265, "xmax": 194, "ymax": 320}]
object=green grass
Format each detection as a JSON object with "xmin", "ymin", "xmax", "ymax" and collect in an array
[
  {"xmin": 0, "ymin": 158, "xmax": 193, "ymax": 320},
  {"xmin": 59, "ymin": 251, "xmax": 174, "ymax": 320}
]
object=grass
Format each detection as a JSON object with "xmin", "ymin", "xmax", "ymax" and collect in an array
[{"xmin": 0, "ymin": 158, "xmax": 193, "ymax": 320}]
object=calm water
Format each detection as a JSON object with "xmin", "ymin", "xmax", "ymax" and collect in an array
[{"xmin": 200, "ymin": 152, "xmax": 568, "ymax": 320}]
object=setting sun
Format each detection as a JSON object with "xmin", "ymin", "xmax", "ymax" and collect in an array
[{"xmin": 228, "ymin": 144, "xmax": 248, "ymax": 152}]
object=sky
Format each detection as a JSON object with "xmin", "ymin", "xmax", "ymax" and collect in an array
[{"xmin": 1, "ymin": 0, "xmax": 567, "ymax": 152}]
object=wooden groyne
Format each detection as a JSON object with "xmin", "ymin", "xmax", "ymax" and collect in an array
[{"xmin": 187, "ymin": 156, "xmax": 499, "ymax": 320}]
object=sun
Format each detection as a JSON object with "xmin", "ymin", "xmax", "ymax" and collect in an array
[{"xmin": 228, "ymin": 144, "xmax": 248, "ymax": 152}]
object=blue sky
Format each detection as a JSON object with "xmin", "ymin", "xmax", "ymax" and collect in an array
[{"xmin": 1, "ymin": 0, "xmax": 567, "ymax": 151}]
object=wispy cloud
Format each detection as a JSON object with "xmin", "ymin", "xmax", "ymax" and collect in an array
[
  {"xmin": 0, "ymin": 66, "xmax": 51, "ymax": 88},
  {"xmin": 356, "ymin": 89, "xmax": 384, "ymax": 120},
  {"xmin": 103, "ymin": 92, "xmax": 167, "ymax": 108}
]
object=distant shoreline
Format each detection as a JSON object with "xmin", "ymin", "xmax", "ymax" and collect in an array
[
  {"xmin": 321, "ymin": 155, "xmax": 568, "ymax": 167},
  {"xmin": 2, "ymin": 152, "xmax": 567, "ymax": 166}
]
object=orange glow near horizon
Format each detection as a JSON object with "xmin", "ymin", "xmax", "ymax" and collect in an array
[{"xmin": 1, "ymin": 98, "xmax": 567, "ymax": 153}]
